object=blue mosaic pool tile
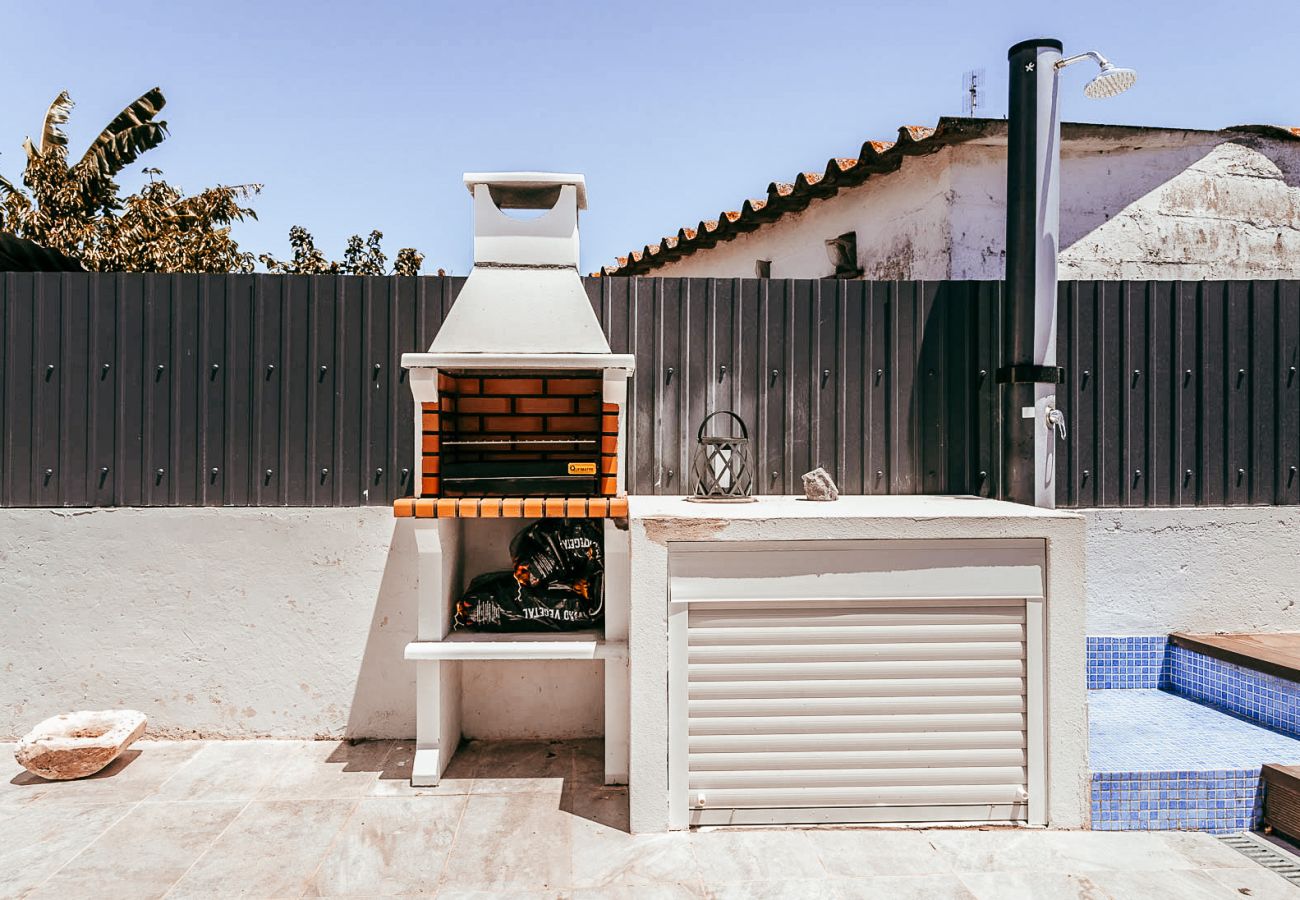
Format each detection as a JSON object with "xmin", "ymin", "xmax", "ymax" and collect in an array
[
  {"xmin": 1166, "ymin": 645, "xmax": 1300, "ymax": 738},
  {"xmin": 1086, "ymin": 636, "xmax": 1169, "ymax": 689},
  {"xmin": 1089, "ymin": 769, "xmax": 1263, "ymax": 834}
]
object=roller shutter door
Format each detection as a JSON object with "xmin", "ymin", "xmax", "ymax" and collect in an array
[{"xmin": 685, "ymin": 598, "xmax": 1028, "ymax": 825}]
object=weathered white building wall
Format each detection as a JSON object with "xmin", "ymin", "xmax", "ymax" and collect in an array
[
  {"xmin": 3, "ymin": 503, "xmax": 1298, "ymax": 740},
  {"xmin": 0, "ymin": 508, "xmax": 602, "ymax": 740},
  {"xmin": 645, "ymin": 131, "xmax": 1300, "ymax": 281},
  {"xmin": 643, "ymin": 151, "xmax": 955, "ymax": 280}
]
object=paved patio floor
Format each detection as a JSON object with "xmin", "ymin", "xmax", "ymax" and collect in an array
[{"xmin": 2, "ymin": 738, "xmax": 1298, "ymax": 899}]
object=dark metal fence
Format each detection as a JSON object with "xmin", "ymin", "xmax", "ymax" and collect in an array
[{"xmin": 1, "ymin": 273, "xmax": 1296, "ymax": 508}]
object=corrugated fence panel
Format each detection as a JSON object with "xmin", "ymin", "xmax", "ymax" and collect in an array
[{"xmin": 2, "ymin": 273, "xmax": 1296, "ymax": 508}]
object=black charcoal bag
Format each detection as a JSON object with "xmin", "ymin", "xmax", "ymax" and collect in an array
[
  {"xmin": 510, "ymin": 519, "xmax": 604, "ymax": 591},
  {"xmin": 454, "ymin": 571, "xmax": 602, "ymax": 632}
]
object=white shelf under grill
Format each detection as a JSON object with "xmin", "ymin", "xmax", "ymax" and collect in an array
[{"xmin": 404, "ymin": 630, "xmax": 628, "ymax": 661}]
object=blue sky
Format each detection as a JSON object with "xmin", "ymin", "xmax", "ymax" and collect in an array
[{"xmin": 4, "ymin": 0, "xmax": 1297, "ymax": 275}]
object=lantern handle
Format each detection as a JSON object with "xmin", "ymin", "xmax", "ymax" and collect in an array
[{"xmin": 697, "ymin": 409, "xmax": 749, "ymax": 442}]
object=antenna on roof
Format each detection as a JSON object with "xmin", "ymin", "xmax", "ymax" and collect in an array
[{"xmin": 962, "ymin": 68, "xmax": 985, "ymax": 117}]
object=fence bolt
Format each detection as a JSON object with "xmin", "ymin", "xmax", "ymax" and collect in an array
[
  {"xmin": 1080, "ymin": 370, "xmax": 1090, "ymax": 389},
  {"xmin": 875, "ymin": 369, "xmax": 883, "ymax": 383},
  {"xmin": 401, "ymin": 468, "xmax": 410, "ymax": 481},
  {"xmin": 376, "ymin": 467, "xmax": 384, "ymax": 477},
  {"xmin": 666, "ymin": 468, "xmax": 674, "ymax": 481},
  {"xmin": 100, "ymin": 467, "xmax": 109, "ymax": 475},
  {"xmin": 978, "ymin": 470, "xmax": 988, "ymax": 482},
  {"xmin": 719, "ymin": 364, "xmax": 727, "ymax": 381},
  {"xmin": 45, "ymin": 364, "xmax": 55, "ymax": 377},
  {"xmin": 666, "ymin": 366, "xmax": 674, "ymax": 384},
  {"xmin": 321, "ymin": 468, "xmax": 329, "ymax": 477},
  {"xmin": 156, "ymin": 364, "xmax": 165, "ymax": 374},
  {"xmin": 821, "ymin": 369, "xmax": 831, "ymax": 388},
  {"xmin": 44, "ymin": 468, "xmax": 53, "ymax": 477},
  {"xmin": 101, "ymin": 363, "xmax": 111, "ymax": 377},
  {"xmin": 266, "ymin": 364, "xmax": 275, "ymax": 374},
  {"xmin": 1081, "ymin": 469, "xmax": 1090, "ymax": 485},
  {"xmin": 875, "ymin": 470, "xmax": 883, "ymax": 481},
  {"xmin": 1131, "ymin": 369, "xmax": 1140, "ymax": 386},
  {"xmin": 264, "ymin": 468, "xmax": 273, "ymax": 480},
  {"xmin": 978, "ymin": 369, "xmax": 987, "ymax": 380},
  {"xmin": 210, "ymin": 467, "xmax": 219, "ymax": 476},
  {"xmin": 320, "ymin": 365, "xmax": 328, "ymax": 374},
  {"xmin": 770, "ymin": 470, "xmax": 778, "ymax": 482},
  {"xmin": 770, "ymin": 368, "xmax": 779, "ymax": 385}
]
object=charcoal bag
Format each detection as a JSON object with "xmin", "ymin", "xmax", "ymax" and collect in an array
[
  {"xmin": 454, "ymin": 571, "xmax": 602, "ymax": 632},
  {"xmin": 510, "ymin": 519, "xmax": 604, "ymax": 593}
]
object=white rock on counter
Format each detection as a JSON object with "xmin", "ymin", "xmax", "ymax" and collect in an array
[
  {"xmin": 15, "ymin": 710, "xmax": 148, "ymax": 780},
  {"xmin": 801, "ymin": 467, "xmax": 840, "ymax": 501}
]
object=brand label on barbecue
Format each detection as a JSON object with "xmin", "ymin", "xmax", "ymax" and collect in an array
[{"xmin": 567, "ymin": 462, "xmax": 597, "ymax": 475}]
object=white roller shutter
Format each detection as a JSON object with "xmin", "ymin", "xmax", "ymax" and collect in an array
[
  {"xmin": 667, "ymin": 540, "xmax": 1044, "ymax": 828},
  {"xmin": 685, "ymin": 598, "xmax": 1028, "ymax": 825}
]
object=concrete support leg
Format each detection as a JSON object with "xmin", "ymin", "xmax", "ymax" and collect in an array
[
  {"xmin": 604, "ymin": 657, "xmax": 630, "ymax": 784},
  {"xmin": 412, "ymin": 659, "xmax": 444, "ymax": 787}
]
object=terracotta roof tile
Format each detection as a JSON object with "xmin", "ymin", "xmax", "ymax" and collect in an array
[{"xmin": 602, "ymin": 118, "xmax": 1300, "ymax": 276}]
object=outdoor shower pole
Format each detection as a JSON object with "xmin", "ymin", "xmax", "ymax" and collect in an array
[{"xmin": 1001, "ymin": 38, "xmax": 1066, "ymax": 508}]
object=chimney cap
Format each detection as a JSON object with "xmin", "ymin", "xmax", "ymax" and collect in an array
[{"xmin": 463, "ymin": 172, "xmax": 587, "ymax": 210}]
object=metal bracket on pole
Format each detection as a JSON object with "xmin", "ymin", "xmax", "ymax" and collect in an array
[{"xmin": 997, "ymin": 365, "xmax": 1066, "ymax": 385}]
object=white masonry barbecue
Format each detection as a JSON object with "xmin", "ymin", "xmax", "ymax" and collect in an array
[{"xmin": 395, "ymin": 173, "xmax": 633, "ymax": 788}]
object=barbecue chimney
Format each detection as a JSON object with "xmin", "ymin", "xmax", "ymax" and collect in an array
[{"xmin": 396, "ymin": 173, "xmax": 634, "ymax": 519}]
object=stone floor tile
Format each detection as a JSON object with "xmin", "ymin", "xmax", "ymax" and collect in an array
[
  {"xmin": 1159, "ymin": 831, "xmax": 1260, "ymax": 869},
  {"xmin": 150, "ymin": 740, "xmax": 304, "ymax": 803},
  {"xmin": 919, "ymin": 829, "xmax": 1058, "ymax": 873},
  {"xmin": 701, "ymin": 880, "xmax": 840, "ymax": 899},
  {"xmin": 0, "ymin": 800, "xmax": 134, "ymax": 898},
  {"xmin": 569, "ymin": 818, "xmax": 699, "ymax": 889},
  {"xmin": 809, "ymin": 828, "xmax": 955, "ymax": 877},
  {"xmin": 1040, "ymin": 830, "xmax": 1196, "ymax": 872},
  {"xmin": 1202, "ymin": 865, "xmax": 1300, "ymax": 898},
  {"xmin": 25, "ymin": 800, "xmax": 242, "ymax": 899},
  {"xmin": 688, "ymin": 829, "xmax": 826, "ymax": 882},
  {"xmin": 833, "ymin": 874, "xmax": 977, "ymax": 899},
  {"xmin": 1083, "ymin": 868, "xmax": 1243, "ymax": 899},
  {"xmin": 371, "ymin": 740, "xmax": 475, "ymax": 797},
  {"xmin": 561, "ymin": 782, "xmax": 630, "ymax": 832},
  {"xmin": 469, "ymin": 740, "xmax": 573, "ymax": 796},
  {"xmin": 571, "ymin": 885, "xmax": 701, "ymax": 900},
  {"xmin": 306, "ymin": 795, "xmax": 464, "ymax": 897},
  {"xmin": 166, "ymin": 799, "xmax": 356, "ymax": 898},
  {"xmin": 3, "ymin": 741, "xmax": 204, "ymax": 807},
  {"xmin": 957, "ymin": 870, "xmax": 1113, "ymax": 899},
  {"xmin": 256, "ymin": 740, "xmax": 390, "ymax": 801},
  {"xmin": 439, "ymin": 792, "xmax": 572, "ymax": 893},
  {"xmin": 569, "ymin": 738, "xmax": 605, "ymax": 786},
  {"xmin": 438, "ymin": 891, "xmax": 572, "ymax": 900}
]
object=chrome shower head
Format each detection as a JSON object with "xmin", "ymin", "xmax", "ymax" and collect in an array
[{"xmin": 1083, "ymin": 62, "xmax": 1138, "ymax": 99}]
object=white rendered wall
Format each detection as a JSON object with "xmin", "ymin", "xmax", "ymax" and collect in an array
[
  {"xmin": 4, "ymin": 504, "xmax": 1299, "ymax": 742},
  {"xmin": 646, "ymin": 151, "xmax": 955, "ymax": 280},
  {"xmin": 644, "ymin": 133, "xmax": 1300, "ymax": 281},
  {"xmin": 0, "ymin": 508, "xmax": 601, "ymax": 740},
  {"xmin": 1082, "ymin": 506, "xmax": 1300, "ymax": 635}
]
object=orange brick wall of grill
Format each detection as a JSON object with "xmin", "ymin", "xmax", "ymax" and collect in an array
[{"xmin": 418, "ymin": 373, "xmax": 619, "ymax": 498}]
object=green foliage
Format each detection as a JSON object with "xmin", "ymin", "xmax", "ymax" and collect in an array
[
  {"xmin": 3, "ymin": 88, "xmax": 429, "ymax": 275},
  {"xmin": 260, "ymin": 226, "xmax": 424, "ymax": 276},
  {"xmin": 0, "ymin": 88, "xmax": 259, "ymax": 273}
]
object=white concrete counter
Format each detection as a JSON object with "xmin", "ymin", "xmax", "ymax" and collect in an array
[{"xmin": 624, "ymin": 495, "xmax": 1087, "ymax": 833}]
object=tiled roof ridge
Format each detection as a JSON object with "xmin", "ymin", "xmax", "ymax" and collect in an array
[{"xmin": 600, "ymin": 117, "xmax": 1300, "ymax": 277}]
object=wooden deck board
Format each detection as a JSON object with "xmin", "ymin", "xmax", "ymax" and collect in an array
[{"xmin": 1171, "ymin": 632, "xmax": 1300, "ymax": 682}]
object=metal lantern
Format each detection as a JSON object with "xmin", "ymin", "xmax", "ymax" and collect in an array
[{"xmin": 689, "ymin": 410, "xmax": 755, "ymax": 500}]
